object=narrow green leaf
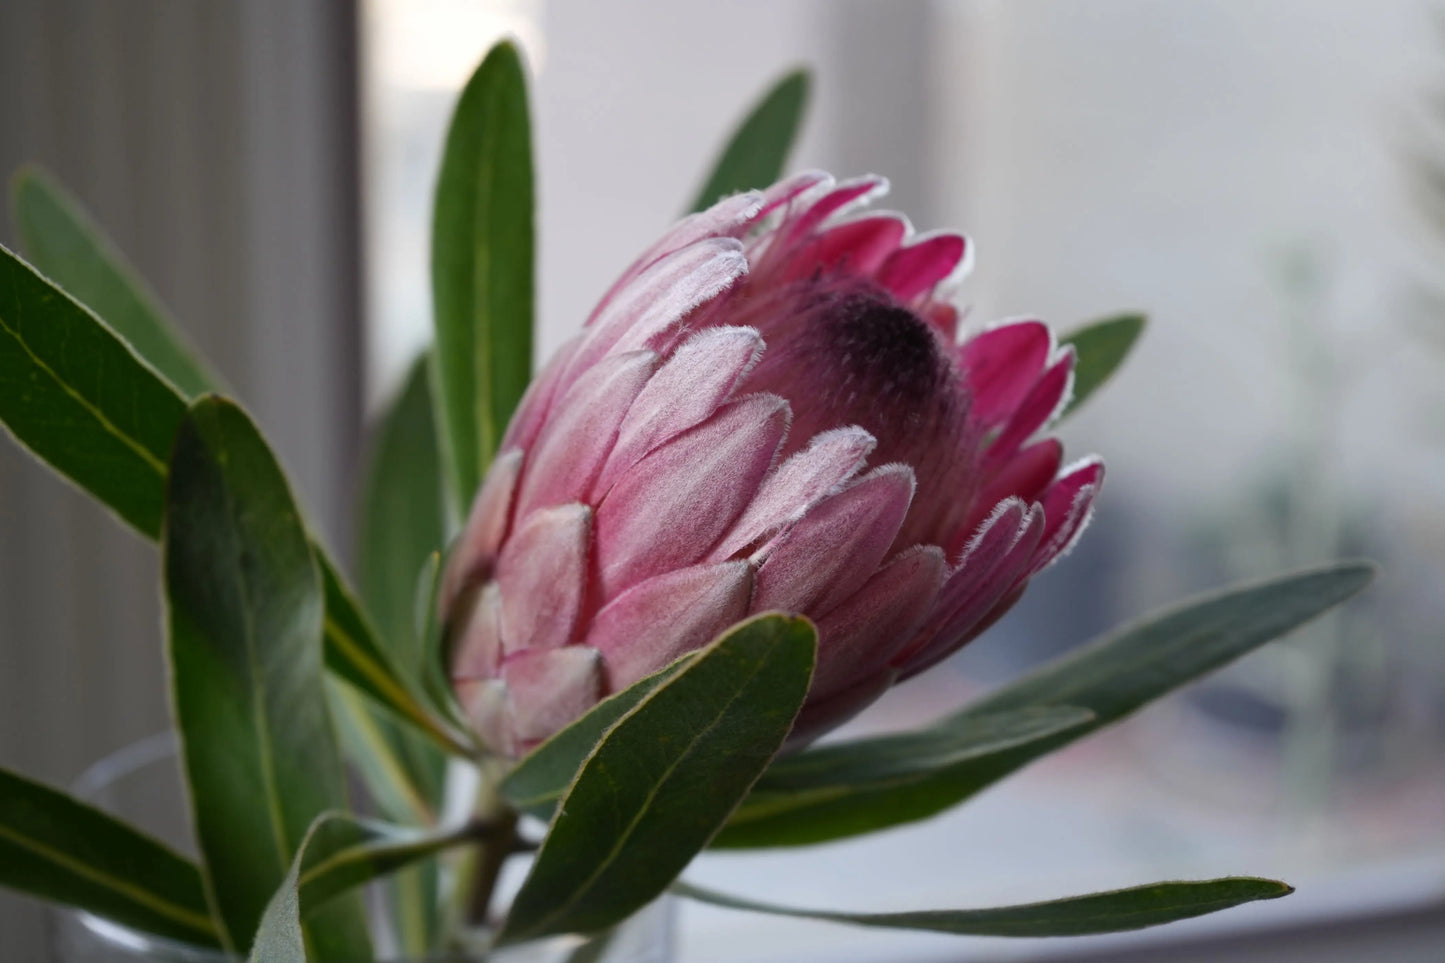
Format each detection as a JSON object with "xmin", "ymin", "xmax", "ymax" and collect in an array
[
  {"xmin": 10, "ymin": 165, "xmax": 219, "ymax": 397},
  {"xmin": 0, "ymin": 766, "xmax": 219, "ymax": 948},
  {"xmin": 353, "ymin": 351, "xmax": 448, "ymax": 828},
  {"xmin": 163, "ymin": 397, "xmax": 370, "ymax": 958},
  {"xmin": 320, "ymin": 557, "xmax": 475, "ymax": 758},
  {"xmin": 726, "ymin": 707, "xmax": 1094, "ymax": 830},
  {"xmin": 499, "ymin": 656, "xmax": 694, "ymax": 820},
  {"xmin": 674, "ymin": 877, "xmax": 1293, "ymax": 937},
  {"xmin": 0, "ymin": 237, "xmax": 466, "ymax": 760},
  {"xmin": 297, "ymin": 814, "xmax": 484, "ymax": 915},
  {"xmin": 0, "ymin": 242, "xmax": 186, "ymax": 535},
  {"xmin": 1059, "ymin": 313, "xmax": 1146, "ymax": 417},
  {"xmin": 498, "ymin": 614, "xmax": 817, "ymax": 944},
  {"xmin": 714, "ymin": 562, "xmax": 1376, "ymax": 847},
  {"xmin": 689, "ymin": 69, "xmax": 811, "ymax": 213},
  {"xmin": 431, "ymin": 40, "xmax": 534, "ymax": 512},
  {"xmin": 248, "ymin": 812, "xmax": 488, "ymax": 963},
  {"xmin": 359, "ymin": 353, "xmax": 446, "ymax": 674}
]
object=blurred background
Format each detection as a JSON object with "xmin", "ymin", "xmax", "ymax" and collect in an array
[{"xmin": 2, "ymin": 1, "xmax": 1443, "ymax": 960}]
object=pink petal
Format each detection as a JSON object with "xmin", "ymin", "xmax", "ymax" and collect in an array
[
  {"xmin": 450, "ymin": 582, "xmax": 503, "ymax": 681},
  {"xmin": 756, "ymin": 170, "xmax": 832, "ymax": 218},
  {"xmin": 877, "ymin": 234, "xmax": 968, "ymax": 303},
  {"xmin": 985, "ymin": 348, "xmax": 1075, "ymax": 463},
  {"xmin": 441, "ymin": 448, "xmax": 523, "ymax": 614},
  {"xmin": 1031, "ymin": 456, "xmax": 1104, "ymax": 574},
  {"xmin": 812, "ymin": 545, "xmax": 945, "ymax": 699},
  {"xmin": 958, "ymin": 321, "xmax": 1052, "ymax": 429},
  {"xmin": 568, "ymin": 238, "xmax": 748, "ymax": 385},
  {"xmin": 897, "ymin": 498, "xmax": 1027, "ymax": 664},
  {"xmin": 953, "ymin": 439, "xmax": 1062, "ymax": 555},
  {"xmin": 455, "ymin": 678, "xmax": 514, "ymax": 757},
  {"xmin": 500, "ymin": 645, "xmax": 603, "ymax": 747},
  {"xmin": 595, "ymin": 327, "xmax": 765, "ymax": 497},
  {"xmin": 786, "ymin": 668, "xmax": 897, "ymax": 750},
  {"xmin": 785, "ymin": 215, "xmax": 908, "ymax": 281},
  {"xmin": 897, "ymin": 502, "xmax": 1044, "ymax": 679},
  {"xmin": 587, "ymin": 193, "xmax": 765, "ymax": 329},
  {"xmin": 502, "ymin": 336, "xmax": 582, "ymax": 454},
  {"xmin": 496, "ymin": 503, "xmax": 591, "ymax": 655},
  {"xmin": 594, "ymin": 394, "xmax": 789, "ymax": 601},
  {"xmin": 784, "ymin": 175, "xmax": 888, "ymax": 242},
  {"xmin": 514, "ymin": 350, "xmax": 658, "ymax": 518},
  {"xmin": 712, "ymin": 426, "xmax": 877, "ymax": 560},
  {"xmin": 589, "ymin": 561, "xmax": 753, "ymax": 693},
  {"xmin": 752, "ymin": 464, "xmax": 916, "ymax": 615},
  {"xmin": 923, "ymin": 302, "xmax": 960, "ymax": 341}
]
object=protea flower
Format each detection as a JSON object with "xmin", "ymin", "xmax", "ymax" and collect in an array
[{"xmin": 442, "ymin": 171, "xmax": 1103, "ymax": 757}]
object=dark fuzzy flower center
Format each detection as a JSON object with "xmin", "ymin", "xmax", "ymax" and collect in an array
[{"xmin": 715, "ymin": 274, "xmax": 980, "ymax": 548}]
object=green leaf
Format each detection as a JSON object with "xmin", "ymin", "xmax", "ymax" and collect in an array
[
  {"xmin": 674, "ymin": 877, "xmax": 1293, "ymax": 937},
  {"xmin": 431, "ymin": 40, "xmax": 534, "ymax": 512},
  {"xmin": 353, "ymin": 352, "xmax": 448, "ymax": 817},
  {"xmin": 498, "ymin": 614, "xmax": 817, "ymax": 944},
  {"xmin": 726, "ymin": 707, "xmax": 1094, "ymax": 830},
  {"xmin": 0, "ymin": 242, "xmax": 186, "ymax": 535},
  {"xmin": 319, "ymin": 557, "xmax": 475, "ymax": 758},
  {"xmin": 247, "ymin": 812, "xmax": 489, "ymax": 963},
  {"xmin": 0, "ymin": 243, "xmax": 465, "ymax": 758},
  {"xmin": 1059, "ymin": 313, "xmax": 1146, "ymax": 417},
  {"xmin": 0, "ymin": 766, "xmax": 220, "ymax": 948},
  {"xmin": 298, "ymin": 814, "xmax": 483, "ymax": 916},
  {"xmin": 500, "ymin": 656, "xmax": 693, "ymax": 820},
  {"xmin": 714, "ymin": 562, "xmax": 1376, "ymax": 848},
  {"xmin": 163, "ymin": 397, "xmax": 370, "ymax": 958},
  {"xmin": 359, "ymin": 353, "xmax": 446, "ymax": 674},
  {"xmin": 689, "ymin": 69, "xmax": 811, "ymax": 213},
  {"xmin": 10, "ymin": 165, "xmax": 219, "ymax": 398}
]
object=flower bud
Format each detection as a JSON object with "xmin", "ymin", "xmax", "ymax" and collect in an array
[{"xmin": 444, "ymin": 172, "xmax": 1103, "ymax": 756}]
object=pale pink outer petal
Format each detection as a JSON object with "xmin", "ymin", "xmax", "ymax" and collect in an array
[
  {"xmin": 501, "ymin": 335, "xmax": 582, "ymax": 454},
  {"xmin": 449, "ymin": 582, "xmax": 503, "ymax": 681},
  {"xmin": 712, "ymin": 425, "xmax": 877, "ymax": 560},
  {"xmin": 514, "ymin": 350, "xmax": 658, "ymax": 518},
  {"xmin": 501, "ymin": 646, "xmax": 604, "ymax": 747},
  {"xmin": 595, "ymin": 327, "xmax": 765, "ymax": 497},
  {"xmin": 588, "ymin": 561, "xmax": 754, "ymax": 693},
  {"xmin": 441, "ymin": 448, "xmax": 523, "ymax": 614},
  {"xmin": 586, "ymin": 192, "xmax": 765, "ymax": 328},
  {"xmin": 566, "ymin": 238, "xmax": 749, "ymax": 386},
  {"xmin": 1031, "ymin": 457, "xmax": 1104, "ymax": 574},
  {"xmin": 897, "ymin": 502, "xmax": 1044, "ymax": 680},
  {"xmin": 811, "ymin": 545, "xmax": 945, "ymax": 699},
  {"xmin": 958, "ymin": 320, "xmax": 1052, "ymax": 429},
  {"xmin": 454, "ymin": 679, "xmax": 514, "ymax": 758},
  {"xmin": 752, "ymin": 465, "xmax": 916, "ymax": 615},
  {"xmin": 877, "ymin": 234, "xmax": 968, "ymax": 303},
  {"xmin": 594, "ymin": 394, "xmax": 789, "ymax": 601},
  {"xmin": 495, "ymin": 503, "xmax": 591, "ymax": 655}
]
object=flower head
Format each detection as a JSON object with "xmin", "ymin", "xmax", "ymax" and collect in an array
[{"xmin": 443, "ymin": 172, "xmax": 1103, "ymax": 756}]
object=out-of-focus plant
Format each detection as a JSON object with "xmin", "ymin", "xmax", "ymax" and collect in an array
[{"xmin": 0, "ymin": 42, "xmax": 1372, "ymax": 961}]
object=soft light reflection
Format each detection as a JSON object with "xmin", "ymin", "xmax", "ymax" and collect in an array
[{"xmin": 367, "ymin": 0, "xmax": 545, "ymax": 91}]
